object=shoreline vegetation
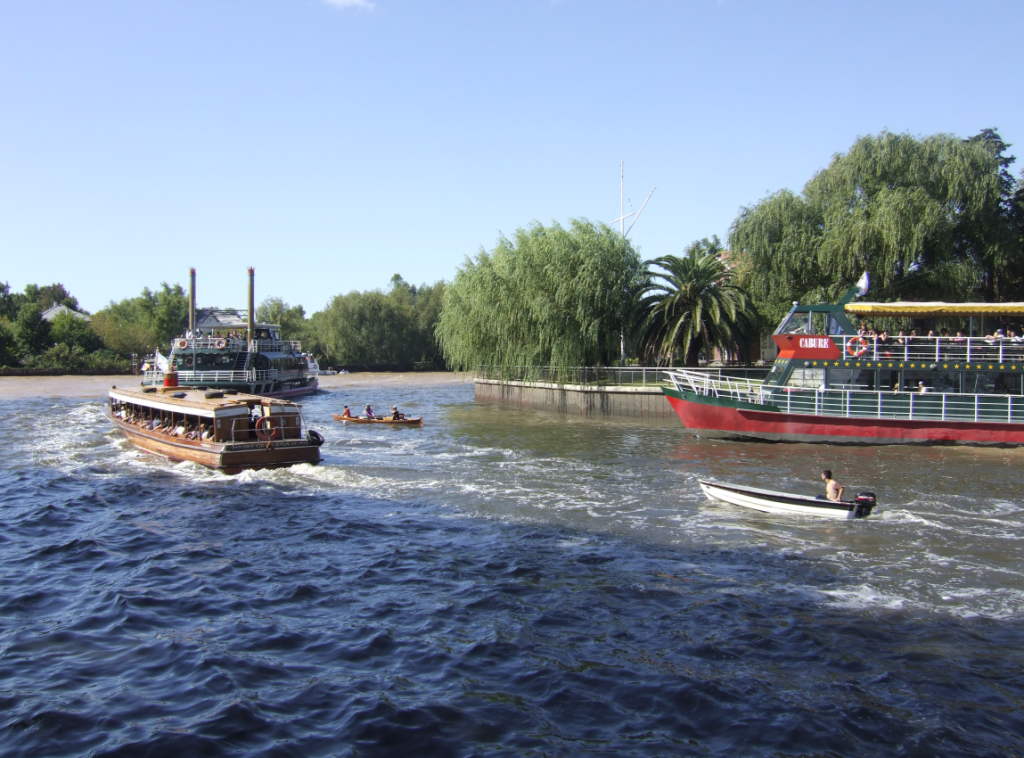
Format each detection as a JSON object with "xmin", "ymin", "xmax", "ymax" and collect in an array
[
  {"xmin": 3, "ymin": 129, "xmax": 1020, "ymax": 379},
  {"xmin": 0, "ymin": 372, "xmax": 473, "ymax": 400}
]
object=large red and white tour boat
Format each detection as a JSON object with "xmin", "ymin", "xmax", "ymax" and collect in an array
[{"xmin": 663, "ymin": 285, "xmax": 1024, "ymax": 445}]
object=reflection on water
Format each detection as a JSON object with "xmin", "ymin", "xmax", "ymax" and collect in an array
[{"xmin": 0, "ymin": 378, "xmax": 1022, "ymax": 756}]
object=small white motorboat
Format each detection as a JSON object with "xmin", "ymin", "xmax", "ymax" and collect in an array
[{"xmin": 698, "ymin": 479, "xmax": 877, "ymax": 519}]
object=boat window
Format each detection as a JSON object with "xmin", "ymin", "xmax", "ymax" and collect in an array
[
  {"xmin": 778, "ymin": 311, "xmax": 812, "ymax": 334},
  {"xmin": 189, "ymin": 353, "xmax": 236, "ymax": 370},
  {"xmin": 787, "ymin": 367, "xmax": 825, "ymax": 388}
]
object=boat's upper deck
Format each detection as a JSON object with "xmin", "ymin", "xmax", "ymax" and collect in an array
[{"xmin": 110, "ymin": 386, "xmax": 301, "ymax": 419}]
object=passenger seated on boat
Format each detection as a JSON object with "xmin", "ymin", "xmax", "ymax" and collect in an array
[
  {"xmin": 364, "ymin": 405, "xmax": 375, "ymax": 419},
  {"xmin": 390, "ymin": 406, "xmax": 404, "ymax": 420},
  {"xmin": 173, "ymin": 423, "xmax": 186, "ymax": 437},
  {"xmin": 341, "ymin": 405, "xmax": 352, "ymax": 418},
  {"xmin": 917, "ymin": 381, "xmax": 929, "ymax": 393},
  {"xmin": 201, "ymin": 425, "xmax": 214, "ymax": 440},
  {"xmin": 821, "ymin": 470, "xmax": 845, "ymax": 502}
]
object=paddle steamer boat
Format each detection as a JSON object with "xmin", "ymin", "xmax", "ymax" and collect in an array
[
  {"xmin": 108, "ymin": 385, "xmax": 323, "ymax": 473},
  {"xmin": 142, "ymin": 268, "xmax": 318, "ymax": 398},
  {"xmin": 664, "ymin": 285, "xmax": 1024, "ymax": 445}
]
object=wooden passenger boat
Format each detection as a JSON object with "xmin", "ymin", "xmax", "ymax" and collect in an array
[
  {"xmin": 332, "ymin": 414, "xmax": 423, "ymax": 426},
  {"xmin": 698, "ymin": 479, "xmax": 877, "ymax": 520},
  {"xmin": 664, "ymin": 284, "xmax": 1024, "ymax": 445},
  {"xmin": 108, "ymin": 385, "xmax": 324, "ymax": 473}
]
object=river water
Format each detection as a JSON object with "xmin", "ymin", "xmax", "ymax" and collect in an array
[{"xmin": 1, "ymin": 375, "xmax": 1022, "ymax": 756}]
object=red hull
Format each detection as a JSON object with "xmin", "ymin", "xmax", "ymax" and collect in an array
[{"xmin": 665, "ymin": 393, "xmax": 1024, "ymax": 445}]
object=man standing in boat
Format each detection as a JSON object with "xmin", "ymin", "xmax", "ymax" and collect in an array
[{"xmin": 821, "ymin": 470, "xmax": 845, "ymax": 502}]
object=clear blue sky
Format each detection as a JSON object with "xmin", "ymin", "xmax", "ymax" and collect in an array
[{"xmin": 2, "ymin": 0, "xmax": 1022, "ymax": 315}]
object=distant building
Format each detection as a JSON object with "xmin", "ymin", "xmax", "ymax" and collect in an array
[{"xmin": 41, "ymin": 304, "xmax": 90, "ymax": 322}]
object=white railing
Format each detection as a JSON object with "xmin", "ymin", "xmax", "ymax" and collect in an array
[
  {"xmin": 250, "ymin": 339, "xmax": 302, "ymax": 354},
  {"xmin": 142, "ymin": 369, "xmax": 281, "ymax": 385},
  {"xmin": 665, "ymin": 369, "xmax": 1024, "ymax": 425},
  {"xmin": 226, "ymin": 416, "xmax": 302, "ymax": 442},
  {"xmin": 834, "ymin": 334, "xmax": 1024, "ymax": 363},
  {"xmin": 171, "ymin": 337, "xmax": 302, "ymax": 353}
]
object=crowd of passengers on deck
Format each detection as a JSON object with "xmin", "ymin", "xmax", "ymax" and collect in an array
[
  {"xmin": 112, "ymin": 404, "xmax": 214, "ymax": 441},
  {"xmin": 851, "ymin": 322, "xmax": 1024, "ymax": 358}
]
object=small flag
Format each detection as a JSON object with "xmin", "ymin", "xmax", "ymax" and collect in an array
[{"xmin": 856, "ymin": 271, "xmax": 870, "ymax": 297}]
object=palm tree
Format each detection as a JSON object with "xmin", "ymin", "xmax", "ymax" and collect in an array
[{"xmin": 636, "ymin": 239, "xmax": 754, "ymax": 366}]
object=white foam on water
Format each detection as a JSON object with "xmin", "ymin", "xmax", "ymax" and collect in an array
[{"xmin": 819, "ymin": 583, "xmax": 909, "ymax": 611}]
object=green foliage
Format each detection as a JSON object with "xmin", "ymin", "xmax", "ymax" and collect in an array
[
  {"xmin": 49, "ymin": 312, "xmax": 103, "ymax": 353},
  {"xmin": 729, "ymin": 130, "xmax": 1021, "ymax": 322},
  {"xmin": 91, "ymin": 283, "xmax": 188, "ymax": 356},
  {"xmin": 0, "ymin": 281, "xmax": 81, "ymax": 320},
  {"xmin": 13, "ymin": 303, "xmax": 51, "ymax": 358},
  {"xmin": 636, "ymin": 238, "xmax": 755, "ymax": 366},
  {"xmin": 436, "ymin": 220, "xmax": 643, "ymax": 372},
  {"xmin": 309, "ymin": 277, "xmax": 446, "ymax": 369},
  {"xmin": 257, "ymin": 298, "xmax": 307, "ymax": 339},
  {"xmin": 21, "ymin": 343, "xmax": 127, "ymax": 373},
  {"xmin": 0, "ymin": 319, "xmax": 16, "ymax": 366}
]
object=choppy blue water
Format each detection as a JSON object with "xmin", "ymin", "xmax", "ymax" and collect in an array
[{"xmin": 1, "ymin": 378, "xmax": 1023, "ymax": 756}]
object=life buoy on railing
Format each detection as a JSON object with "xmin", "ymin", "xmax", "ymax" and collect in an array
[
  {"xmin": 255, "ymin": 416, "xmax": 278, "ymax": 441},
  {"xmin": 214, "ymin": 338, "xmax": 227, "ymax": 349},
  {"xmin": 846, "ymin": 336, "xmax": 869, "ymax": 357},
  {"xmin": 176, "ymin": 339, "xmax": 188, "ymax": 349}
]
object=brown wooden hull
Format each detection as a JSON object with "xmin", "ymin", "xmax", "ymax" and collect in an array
[
  {"xmin": 111, "ymin": 415, "xmax": 320, "ymax": 473},
  {"xmin": 332, "ymin": 414, "xmax": 423, "ymax": 426}
]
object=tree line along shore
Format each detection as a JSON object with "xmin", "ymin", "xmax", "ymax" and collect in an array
[{"xmin": 3, "ymin": 128, "xmax": 1022, "ymax": 377}]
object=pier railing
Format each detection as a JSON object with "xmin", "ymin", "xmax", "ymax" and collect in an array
[
  {"xmin": 665, "ymin": 369, "xmax": 1024, "ymax": 424},
  {"xmin": 476, "ymin": 365, "xmax": 769, "ymax": 387}
]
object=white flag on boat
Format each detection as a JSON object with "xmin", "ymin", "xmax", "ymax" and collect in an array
[
  {"xmin": 155, "ymin": 350, "xmax": 170, "ymax": 372},
  {"xmin": 855, "ymin": 271, "xmax": 870, "ymax": 297}
]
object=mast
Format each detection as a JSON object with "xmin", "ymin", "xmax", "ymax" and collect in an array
[
  {"xmin": 247, "ymin": 267, "xmax": 255, "ymax": 348},
  {"xmin": 188, "ymin": 268, "xmax": 196, "ymax": 337}
]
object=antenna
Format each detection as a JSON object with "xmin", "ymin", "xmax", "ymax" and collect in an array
[{"xmin": 612, "ymin": 161, "xmax": 655, "ymax": 238}]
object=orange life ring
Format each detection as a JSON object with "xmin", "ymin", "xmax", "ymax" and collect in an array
[
  {"xmin": 214, "ymin": 338, "xmax": 227, "ymax": 349},
  {"xmin": 255, "ymin": 417, "xmax": 279, "ymax": 441},
  {"xmin": 176, "ymin": 339, "xmax": 188, "ymax": 349},
  {"xmin": 846, "ymin": 336, "xmax": 869, "ymax": 357}
]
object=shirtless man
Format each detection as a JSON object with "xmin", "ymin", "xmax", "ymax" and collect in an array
[{"xmin": 821, "ymin": 470, "xmax": 845, "ymax": 502}]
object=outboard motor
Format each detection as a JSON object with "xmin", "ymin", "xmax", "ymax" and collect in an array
[{"xmin": 853, "ymin": 492, "xmax": 877, "ymax": 519}]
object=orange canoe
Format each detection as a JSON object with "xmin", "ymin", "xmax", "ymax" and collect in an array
[{"xmin": 332, "ymin": 414, "xmax": 423, "ymax": 426}]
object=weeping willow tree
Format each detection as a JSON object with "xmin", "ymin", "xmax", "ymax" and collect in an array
[
  {"xmin": 436, "ymin": 220, "xmax": 643, "ymax": 374},
  {"xmin": 729, "ymin": 130, "xmax": 1020, "ymax": 324},
  {"xmin": 636, "ymin": 238, "xmax": 755, "ymax": 366}
]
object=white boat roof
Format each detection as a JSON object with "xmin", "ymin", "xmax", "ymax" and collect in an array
[{"xmin": 109, "ymin": 386, "xmax": 300, "ymax": 419}]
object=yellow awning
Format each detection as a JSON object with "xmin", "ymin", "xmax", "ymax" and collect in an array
[{"xmin": 845, "ymin": 302, "xmax": 1024, "ymax": 317}]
